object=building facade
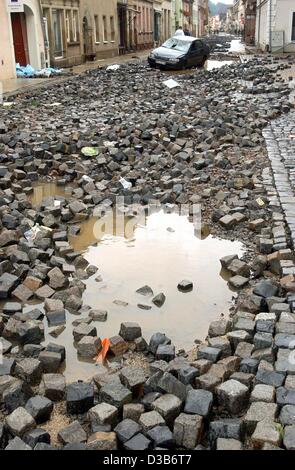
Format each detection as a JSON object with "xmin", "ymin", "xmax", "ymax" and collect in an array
[
  {"xmin": 243, "ymin": 0, "xmax": 256, "ymax": 45},
  {"xmin": 41, "ymin": 0, "xmax": 119, "ymax": 67},
  {"xmin": 0, "ymin": 0, "xmax": 46, "ymax": 80},
  {"xmin": 232, "ymin": 0, "xmax": 245, "ymax": 34},
  {"xmin": 255, "ymin": 0, "xmax": 295, "ymax": 53}
]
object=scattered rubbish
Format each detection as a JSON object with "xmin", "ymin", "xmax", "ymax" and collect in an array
[
  {"xmin": 2, "ymin": 102, "xmax": 15, "ymax": 107},
  {"xmin": 47, "ymin": 102, "xmax": 62, "ymax": 107},
  {"xmin": 106, "ymin": 64, "xmax": 120, "ymax": 71},
  {"xmin": 94, "ymin": 338, "xmax": 110, "ymax": 364},
  {"xmin": 24, "ymin": 223, "xmax": 53, "ymax": 241},
  {"xmin": 119, "ymin": 177, "xmax": 132, "ymax": 190},
  {"xmin": 103, "ymin": 141, "xmax": 116, "ymax": 148},
  {"xmin": 54, "ymin": 200, "xmax": 61, "ymax": 207},
  {"xmin": 256, "ymin": 198, "xmax": 265, "ymax": 207},
  {"xmin": 81, "ymin": 147, "xmax": 99, "ymax": 157},
  {"xmin": 16, "ymin": 63, "xmax": 63, "ymax": 78},
  {"xmin": 163, "ymin": 78, "xmax": 180, "ymax": 89},
  {"xmin": 82, "ymin": 175, "xmax": 93, "ymax": 183}
]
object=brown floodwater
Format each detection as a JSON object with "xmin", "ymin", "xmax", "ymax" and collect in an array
[
  {"xmin": 28, "ymin": 182, "xmax": 71, "ymax": 206},
  {"xmin": 33, "ymin": 209, "xmax": 243, "ymax": 382},
  {"xmin": 24, "ymin": 184, "xmax": 245, "ymax": 382}
]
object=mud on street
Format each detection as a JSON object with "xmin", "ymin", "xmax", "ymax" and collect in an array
[{"xmin": 1, "ymin": 39, "xmax": 295, "ymax": 450}]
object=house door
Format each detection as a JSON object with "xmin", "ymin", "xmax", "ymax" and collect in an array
[{"xmin": 11, "ymin": 12, "xmax": 28, "ymax": 65}]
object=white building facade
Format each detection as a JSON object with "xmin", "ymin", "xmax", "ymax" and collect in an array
[
  {"xmin": 0, "ymin": 0, "xmax": 45, "ymax": 80},
  {"xmin": 256, "ymin": 0, "xmax": 295, "ymax": 52}
]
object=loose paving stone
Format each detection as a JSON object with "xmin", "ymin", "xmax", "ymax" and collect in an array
[
  {"xmin": 66, "ymin": 382, "xmax": 94, "ymax": 414},
  {"xmin": 58, "ymin": 420, "xmax": 87, "ymax": 445},
  {"xmin": 216, "ymin": 438, "xmax": 242, "ymax": 450},
  {"xmin": 14, "ymin": 359, "xmax": 42, "ymax": 385},
  {"xmin": 114, "ymin": 419, "xmax": 141, "ymax": 443},
  {"xmin": 6, "ymin": 407, "xmax": 36, "ymax": 437},
  {"xmin": 228, "ymin": 275, "xmax": 249, "ymax": 289},
  {"xmin": 255, "ymin": 368, "xmax": 285, "ymax": 387},
  {"xmin": 147, "ymin": 425, "xmax": 175, "ymax": 449},
  {"xmin": 5, "ymin": 436, "xmax": 32, "ymax": 450},
  {"xmin": 73, "ymin": 324, "xmax": 97, "ymax": 342},
  {"xmin": 283, "ymin": 425, "xmax": 295, "ymax": 450},
  {"xmin": 38, "ymin": 351, "xmax": 62, "ymax": 373},
  {"xmin": 149, "ymin": 332, "xmax": 171, "ymax": 354},
  {"xmin": 152, "ymin": 293, "xmax": 166, "ymax": 308},
  {"xmin": 152, "ymin": 394, "xmax": 182, "ymax": 424},
  {"xmin": 157, "ymin": 372, "xmax": 187, "ymax": 401},
  {"xmin": 100, "ymin": 383, "xmax": 132, "ymax": 408},
  {"xmin": 250, "ymin": 384, "xmax": 275, "ymax": 403},
  {"xmin": 119, "ymin": 322, "xmax": 142, "ymax": 341},
  {"xmin": 124, "ymin": 433, "xmax": 152, "ymax": 451},
  {"xmin": 77, "ymin": 336, "xmax": 101, "ymax": 358},
  {"xmin": 173, "ymin": 413, "xmax": 203, "ymax": 450},
  {"xmin": 88, "ymin": 403, "xmax": 118, "ymax": 427},
  {"xmin": 23, "ymin": 428, "xmax": 51, "ymax": 448},
  {"xmin": 177, "ymin": 280, "xmax": 193, "ymax": 292},
  {"xmin": 25, "ymin": 396, "xmax": 53, "ymax": 423},
  {"xmin": 184, "ymin": 389, "xmax": 213, "ymax": 417},
  {"xmin": 209, "ymin": 418, "xmax": 243, "ymax": 447},
  {"xmin": 244, "ymin": 402, "xmax": 278, "ymax": 433},
  {"xmin": 123, "ymin": 403, "xmax": 145, "ymax": 422},
  {"xmin": 251, "ymin": 419, "xmax": 281, "ymax": 449},
  {"xmin": 197, "ymin": 346, "xmax": 221, "ymax": 362},
  {"xmin": 86, "ymin": 432, "xmax": 117, "ymax": 450},
  {"xmin": 279, "ymin": 405, "xmax": 295, "ymax": 425},
  {"xmin": 156, "ymin": 344, "xmax": 175, "ymax": 362},
  {"xmin": 40, "ymin": 373, "xmax": 66, "ymax": 401},
  {"xmin": 139, "ymin": 411, "xmax": 165, "ymax": 432},
  {"xmin": 119, "ymin": 366, "xmax": 146, "ymax": 392},
  {"xmin": 216, "ymin": 380, "xmax": 249, "ymax": 415}
]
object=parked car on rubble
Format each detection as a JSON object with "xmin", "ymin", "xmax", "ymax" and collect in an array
[{"xmin": 148, "ymin": 36, "xmax": 210, "ymax": 70}]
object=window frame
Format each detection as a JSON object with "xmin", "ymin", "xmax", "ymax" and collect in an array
[{"xmin": 292, "ymin": 11, "xmax": 295, "ymax": 42}]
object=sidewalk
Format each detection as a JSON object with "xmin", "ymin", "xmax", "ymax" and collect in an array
[{"xmin": 1, "ymin": 50, "xmax": 150, "ymax": 97}]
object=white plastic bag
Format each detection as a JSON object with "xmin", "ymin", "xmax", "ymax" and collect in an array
[{"xmin": 119, "ymin": 177, "xmax": 132, "ymax": 189}]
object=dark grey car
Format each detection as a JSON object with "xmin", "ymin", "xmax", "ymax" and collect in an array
[{"xmin": 148, "ymin": 36, "xmax": 210, "ymax": 70}]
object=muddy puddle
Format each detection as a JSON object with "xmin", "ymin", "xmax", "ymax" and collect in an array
[
  {"xmin": 28, "ymin": 182, "xmax": 69, "ymax": 206},
  {"xmin": 22, "ymin": 193, "xmax": 244, "ymax": 381}
]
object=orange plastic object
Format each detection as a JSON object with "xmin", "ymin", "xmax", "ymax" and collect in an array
[{"xmin": 94, "ymin": 338, "xmax": 110, "ymax": 364}]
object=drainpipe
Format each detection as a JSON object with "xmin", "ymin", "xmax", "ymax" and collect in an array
[
  {"xmin": 37, "ymin": 0, "xmax": 49, "ymax": 67},
  {"xmin": 269, "ymin": 0, "xmax": 272, "ymax": 53},
  {"xmin": 257, "ymin": 0, "xmax": 261, "ymax": 47}
]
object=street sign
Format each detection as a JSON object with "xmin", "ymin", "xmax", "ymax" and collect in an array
[{"xmin": 7, "ymin": 0, "xmax": 24, "ymax": 12}]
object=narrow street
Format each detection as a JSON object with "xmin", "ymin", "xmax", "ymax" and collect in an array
[{"xmin": 1, "ymin": 36, "xmax": 295, "ymax": 451}]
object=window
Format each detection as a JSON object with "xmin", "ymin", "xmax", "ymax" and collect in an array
[
  {"xmin": 110, "ymin": 16, "xmax": 115, "ymax": 41},
  {"xmin": 52, "ymin": 9, "xmax": 63, "ymax": 57},
  {"xmin": 65, "ymin": 10, "xmax": 72, "ymax": 43},
  {"xmin": 103, "ymin": 16, "xmax": 107, "ymax": 41},
  {"xmin": 292, "ymin": 12, "xmax": 295, "ymax": 41},
  {"xmin": 72, "ymin": 10, "xmax": 79, "ymax": 42},
  {"xmin": 94, "ymin": 15, "xmax": 100, "ymax": 42}
]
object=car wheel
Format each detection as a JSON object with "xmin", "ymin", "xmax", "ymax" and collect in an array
[{"xmin": 201, "ymin": 56, "xmax": 208, "ymax": 67}]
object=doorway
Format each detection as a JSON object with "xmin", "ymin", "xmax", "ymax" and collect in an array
[{"xmin": 11, "ymin": 12, "xmax": 28, "ymax": 65}]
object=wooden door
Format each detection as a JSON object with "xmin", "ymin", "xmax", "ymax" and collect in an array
[{"xmin": 11, "ymin": 12, "xmax": 28, "ymax": 66}]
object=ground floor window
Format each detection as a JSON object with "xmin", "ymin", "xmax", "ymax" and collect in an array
[
  {"xmin": 52, "ymin": 9, "xmax": 63, "ymax": 57},
  {"xmin": 65, "ymin": 10, "xmax": 72, "ymax": 43},
  {"xmin": 72, "ymin": 10, "xmax": 79, "ymax": 42},
  {"xmin": 94, "ymin": 15, "xmax": 99, "ymax": 43},
  {"xmin": 103, "ymin": 15, "xmax": 107, "ymax": 41},
  {"xmin": 292, "ymin": 12, "xmax": 295, "ymax": 41},
  {"xmin": 110, "ymin": 16, "xmax": 115, "ymax": 41}
]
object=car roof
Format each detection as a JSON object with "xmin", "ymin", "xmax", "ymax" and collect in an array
[{"xmin": 170, "ymin": 36, "xmax": 201, "ymax": 42}]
